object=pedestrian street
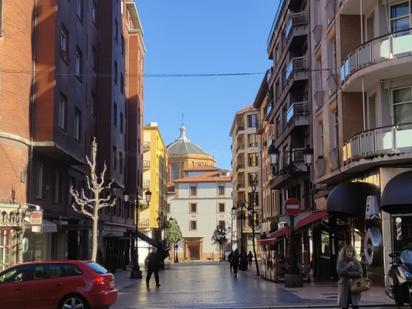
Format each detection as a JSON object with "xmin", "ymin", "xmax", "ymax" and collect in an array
[{"xmin": 113, "ymin": 262, "xmax": 397, "ymax": 309}]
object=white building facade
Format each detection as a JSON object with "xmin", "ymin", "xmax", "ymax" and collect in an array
[{"xmin": 168, "ymin": 169, "xmax": 235, "ymax": 261}]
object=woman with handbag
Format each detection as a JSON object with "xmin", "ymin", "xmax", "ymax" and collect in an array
[{"xmin": 336, "ymin": 245, "xmax": 364, "ymax": 309}]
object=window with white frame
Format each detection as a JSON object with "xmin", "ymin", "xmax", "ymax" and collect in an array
[
  {"xmin": 390, "ymin": 1, "xmax": 410, "ymax": 33},
  {"xmin": 74, "ymin": 108, "xmax": 81, "ymax": 141},
  {"xmin": 392, "ymin": 86, "xmax": 412, "ymax": 125},
  {"xmin": 0, "ymin": 230, "xmax": 11, "ymax": 271},
  {"xmin": 58, "ymin": 93, "xmax": 67, "ymax": 130}
]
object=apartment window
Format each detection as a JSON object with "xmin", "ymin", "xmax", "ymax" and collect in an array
[
  {"xmin": 248, "ymin": 191, "xmax": 259, "ymax": 206},
  {"xmin": 75, "ymin": 47, "xmax": 82, "ymax": 80},
  {"xmin": 390, "ymin": 2, "xmax": 410, "ymax": 33},
  {"xmin": 219, "ymin": 220, "xmax": 225, "ymax": 227},
  {"xmin": 248, "ymin": 153, "xmax": 258, "ymax": 167},
  {"xmin": 218, "ymin": 185, "xmax": 225, "ymax": 196},
  {"xmin": 120, "ymin": 73, "xmax": 124, "ymax": 94},
  {"xmin": 119, "ymin": 152, "xmax": 123, "ymax": 174},
  {"xmin": 190, "ymin": 203, "xmax": 197, "ymax": 213},
  {"xmin": 113, "ymin": 103, "xmax": 117, "ymax": 126},
  {"xmin": 76, "ymin": 0, "xmax": 83, "ymax": 21},
  {"xmin": 121, "ymin": 35, "xmax": 125, "ymax": 56},
  {"xmin": 53, "ymin": 171, "xmax": 62, "ymax": 203},
  {"xmin": 248, "ymin": 134, "xmax": 257, "ymax": 147},
  {"xmin": 248, "ymin": 173, "xmax": 258, "ymax": 186},
  {"xmin": 190, "ymin": 186, "xmax": 197, "ymax": 196},
  {"xmin": 219, "ymin": 203, "xmax": 225, "ymax": 213},
  {"xmin": 68, "ymin": 176, "xmax": 75, "ymax": 205},
  {"xmin": 92, "ymin": 45, "xmax": 97, "ymax": 71},
  {"xmin": 115, "ymin": 18, "xmax": 119, "ymax": 42},
  {"xmin": 35, "ymin": 162, "xmax": 44, "ymax": 199},
  {"xmin": 114, "ymin": 61, "xmax": 118, "ymax": 84},
  {"xmin": 74, "ymin": 108, "xmax": 81, "ymax": 141},
  {"xmin": 120, "ymin": 112, "xmax": 124, "ymax": 134},
  {"xmin": 91, "ymin": 91, "xmax": 96, "ymax": 116},
  {"xmin": 113, "ymin": 146, "xmax": 117, "ymax": 170},
  {"xmin": 247, "ymin": 114, "xmax": 257, "ymax": 128},
  {"xmin": 189, "ymin": 220, "xmax": 197, "ymax": 231},
  {"xmin": 60, "ymin": 24, "xmax": 69, "ymax": 61},
  {"xmin": 58, "ymin": 93, "xmax": 67, "ymax": 130},
  {"xmin": 172, "ymin": 163, "xmax": 180, "ymax": 180},
  {"xmin": 392, "ymin": 86, "xmax": 412, "ymax": 125}
]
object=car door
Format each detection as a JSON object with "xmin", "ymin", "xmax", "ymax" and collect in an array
[{"xmin": 0, "ymin": 265, "xmax": 35, "ymax": 309}]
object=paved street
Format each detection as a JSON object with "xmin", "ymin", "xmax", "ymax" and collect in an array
[{"xmin": 113, "ymin": 262, "xmax": 401, "ymax": 309}]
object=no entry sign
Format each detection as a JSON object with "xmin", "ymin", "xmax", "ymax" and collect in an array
[{"xmin": 284, "ymin": 198, "xmax": 300, "ymax": 216}]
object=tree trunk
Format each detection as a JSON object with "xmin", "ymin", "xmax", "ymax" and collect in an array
[{"xmin": 91, "ymin": 216, "xmax": 98, "ymax": 261}]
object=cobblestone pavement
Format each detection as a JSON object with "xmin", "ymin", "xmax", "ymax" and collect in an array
[{"xmin": 112, "ymin": 262, "xmax": 402, "ymax": 309}]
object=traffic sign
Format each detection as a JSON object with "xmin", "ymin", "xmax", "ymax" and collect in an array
[{"xmin": 284, "ymin": 198, "xmax": 300, "ymax": 216}]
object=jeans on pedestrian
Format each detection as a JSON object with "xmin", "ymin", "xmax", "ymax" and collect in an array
[{"xmin": 146, "ymin": 269, "xmax": 159, "ymax": 285}]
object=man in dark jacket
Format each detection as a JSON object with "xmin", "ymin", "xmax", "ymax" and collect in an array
[{"xmin": 146, "ymin": 248, "xmax": 161, "ymax": 287}]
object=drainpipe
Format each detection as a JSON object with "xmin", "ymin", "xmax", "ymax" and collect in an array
[
  {"xmin": 362, "ymin": 78, "xmax": 366, "ymax": 130},
  {"xmin": 360, "ymin": 0, "xmax": 364, "ymax": 44}
]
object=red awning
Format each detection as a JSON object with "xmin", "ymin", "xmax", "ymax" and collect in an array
[
  {"xmin": 295, "ymin": 210, "xmax": 328, "ymax": 231},
  {"xmin": 260, "ymin": 227, "xmax": 289, "ymax": 246}
]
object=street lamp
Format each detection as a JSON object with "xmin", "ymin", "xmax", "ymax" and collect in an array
[
  {"xmin": 268, "ymin": 140, "xmax": 313, "ymax": 288},
  {"xmin": 231, "ymin": 206, "xmax": 237, "ymax": 251},
  {"xmin": 125, "ymin": 189, "xmax": 152, "ymax": 279}
]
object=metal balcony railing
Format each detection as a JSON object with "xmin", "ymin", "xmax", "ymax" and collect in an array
[
  {"xmin": 284, "ymin": 12, "xmax": 308, "ymax": 39},
  {"xmin": 286, "ymin": 101, "xmax": 309, "ymax": 123},
  {"xmin": 285, "ymin": 56, "xmax": 306, "ymax": 81},
  {"xmin": 340, "ymin": 29, "xmax": 412, "ymax": 84},
  {"xmin": 343, "ymin": 123, "xmax": 412, "ymax": 163}
]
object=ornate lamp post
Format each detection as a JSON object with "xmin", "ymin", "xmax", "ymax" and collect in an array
[
  {"xmin": 125, "ymin": 189, "xmax": 152, "ymax": 279},
  {"xmin": 268, "ymin": 141, "xmax": 313, "ymax": 287}
]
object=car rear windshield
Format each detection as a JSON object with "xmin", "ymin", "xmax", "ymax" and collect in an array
[{"xmin": 86, "ymin": 262, "xmax": 109, "ymax": 274}]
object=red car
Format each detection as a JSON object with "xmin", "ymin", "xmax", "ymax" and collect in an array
[{"xmin": 0, "ymin": 260, "xmax": 117, "ymax": 309}]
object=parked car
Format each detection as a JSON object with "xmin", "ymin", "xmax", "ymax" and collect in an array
[{"xmin": 0, "ymin": 260, "xmax": 117, "ymax": 309}]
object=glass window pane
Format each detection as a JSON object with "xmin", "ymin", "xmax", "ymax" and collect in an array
[
  {"xmin": 392, "ymin": 17, "xmax": 410, "ymax": 32},
  {"xmin": 391, "ymin": 3, "xmax": 409, "ymax": 18},
  {"xmin": 395, "ymin": 103, "xmax": 412, "ymax": 124},
  {"xmin": 393, "ymin": 88, "xmax": 412, "ymax": 103}
]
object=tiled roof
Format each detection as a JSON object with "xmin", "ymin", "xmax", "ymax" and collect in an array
[{"xmin": 174, "ymin": 170, "xmax": 231, "ymax": 183}]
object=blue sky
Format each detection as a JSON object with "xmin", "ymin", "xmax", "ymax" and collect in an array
[{"xmin": 138, "ymin": 0, "xmax": 279, "ymax": 169}]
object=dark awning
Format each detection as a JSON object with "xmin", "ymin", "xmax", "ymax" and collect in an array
[
  {"xmin": 327, "ymin": 182, "xmax": 379, "ymax": 217},
  {"xmin": 381, "ymin": 171, "xmax": 412, "ymax": 214},
  {"xmin": 260, "ymin": 227, "xmax": 289, "ymax": 246}
]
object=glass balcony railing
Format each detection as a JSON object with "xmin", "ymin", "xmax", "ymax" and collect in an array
[
  {"xmin": 286, "ymin": 101, "xmax": 309, "ymax": 123},
  {"xmin": 284, "ymin": 12, "xmax": 308, "ymax": 39},
  {"xmin": 343, "ymin": 123, "xmax": 412, "ymax": 163},
  {"xmin": 340, "ymin": 29, "xmax": 412, "ymax": 84},
  {"xmin": 285, "ymin": 56, "xmax": 306, "ymax": 81}
]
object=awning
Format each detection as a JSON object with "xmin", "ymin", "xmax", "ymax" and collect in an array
[
  {"xmin": 31, "ymin": 219, "xmax": 57, "ymax": 233},
  {"xmin": 327, "ymin": 182, "xmax": 379, "ymax": 217},
  {"xmin": 381, "ymin": 171, "xmax": 412, "ymax": 214},
  {"xmin": 260, "ymin": 227, "xmax": 288, "ymax": 246},
  {"xmin": 295, "ymin": 210, "xmax": 328, "ymax": 231}
]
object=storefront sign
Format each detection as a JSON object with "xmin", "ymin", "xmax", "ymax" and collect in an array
[
  {"xmin": 30, "ymin": 210, "xmax": 43, "ymax": 225},
  {"xmin": 284, "ymin": 198, "xmax": 300, "ymax": 216},
  {"xmin": 365, "ymin": 195, "xmax": 381, "ymax": 220}
]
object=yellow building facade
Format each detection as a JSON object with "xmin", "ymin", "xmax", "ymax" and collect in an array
[{"xmin": 142, "ymin": 123, "xmax": 168, "ymax": 241}]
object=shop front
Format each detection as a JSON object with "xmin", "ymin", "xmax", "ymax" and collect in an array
[{"xmin": 260, "ymin": 227, "xmax": 288, "ymax": 282}]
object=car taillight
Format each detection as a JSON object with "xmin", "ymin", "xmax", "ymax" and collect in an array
[{"xmin": 93, "ymin": 276, "xmax": 105, "ymax": 286}]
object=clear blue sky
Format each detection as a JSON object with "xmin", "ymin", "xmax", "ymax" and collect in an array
[{"xmin": 138, "ymin": 0, "xmax": 279, "ymax": 169}]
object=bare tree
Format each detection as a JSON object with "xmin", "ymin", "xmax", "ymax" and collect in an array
[{"xmin": 70, "ymin": 138, "xmax": 116, "ymax": 261}]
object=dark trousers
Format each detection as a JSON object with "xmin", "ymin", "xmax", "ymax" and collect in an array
[
  {"xmin": 233, "ymin": 264, "xmax": 238, "ymax": 274},
  {"xmin": 146, "ymin": 269, "xmax": 159, "ymax": 285}
]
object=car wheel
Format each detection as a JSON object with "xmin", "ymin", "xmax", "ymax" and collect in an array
[{"xmin": 59, "ymin": 294, "xmax": 89, "ymax": 309}]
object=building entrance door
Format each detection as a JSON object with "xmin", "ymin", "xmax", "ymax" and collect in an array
[
  {"xmin": 184, "ymin": 237, "xmax": 202, "ymax": 260},
  {"xmin": 188, "ymin": 243, "xmax": 200, "ymax": 260}
]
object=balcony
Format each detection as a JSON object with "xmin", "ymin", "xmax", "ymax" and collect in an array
[
  {"xmin": 284, "ymin": 12, "xmax": 308, "ymax": 42},
  {"xmin": 138, "ymin": 218, "xmax": 150, "ymax": 228},
  {"xmin": 284, "ymin": 56, "xmax": 308, "ymax": 84},
  {"xmin": 286, "ymin": 102, "xmax": 309, "ymax": 124},
  {"xmin": 143, "ymin": 180, "xmax": 151, "ymax": 189},
  {"xmin": 338, "ymin": 0, "xmax": 376, "ymax": 15},
  {"xmin": 236, "ymin": 164, "xmax": 245, "ymax": 171},
  {"xmin": 143, "ymin": 160, "xmax": 150, "ymax": 170},
  {"xmin": 236, "ymin": 144, "xmax": 245, "ymax": 152},
  {"xmin": 236, "ymin": 126, "xmax": 245, "ymax": 134},
  {"xmin": 143, "ymin": 142, "xmax": 150, "ymax": 152},
  {"xmin": 342, "ymin": 123, "xmax": 412, "ymax": 170},
  {"xmin": 237, "ymin": 183, "xmax": 246, "ymax": 190},
  {"xmin": 340, "ymin": 29, "xmax": 412, "ymax": 91}
]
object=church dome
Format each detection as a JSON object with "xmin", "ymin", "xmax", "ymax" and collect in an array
[{"xmin": 167, "ymin": 126, "xmax": 209, "ymax": 156}]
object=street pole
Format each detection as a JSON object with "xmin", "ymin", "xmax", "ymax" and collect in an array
[
  {"xmin": 250, "ymin": 181, "xmax": 260, "ymax": 276},
  {"xmin": 131, "ymin": 200, "xmax": 142, "ymax": 279},
  {"xmin": 239, "ymin": 203, "xmax": 244, "ymax": 254}
]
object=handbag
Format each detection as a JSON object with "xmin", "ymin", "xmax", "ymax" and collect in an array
[{"xmin": 350, "ymin": 277, "xmax": 371, "ymax": 293}]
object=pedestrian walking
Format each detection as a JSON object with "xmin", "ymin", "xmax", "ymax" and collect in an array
[
  {"xmin": 248, "ymin": 251, "xmax": 253, "ymax": 266},
  {"xmin": 240, "ymin": 251, "xmax": 248, "ymax": 270},
  {"xmin": 232, "ymin": 249, "xmax": 240, "ymax": 278},
  {"xmin": 146, "ymin": 248, "xmax": 161, "ymax": 288},
  {"xmin": 228, "ymin": 250, "xmax": 233, "ymax": 272},
  {"xmin": 336, "ymin": 244, "xmax": 363, "ymax": 309}
]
